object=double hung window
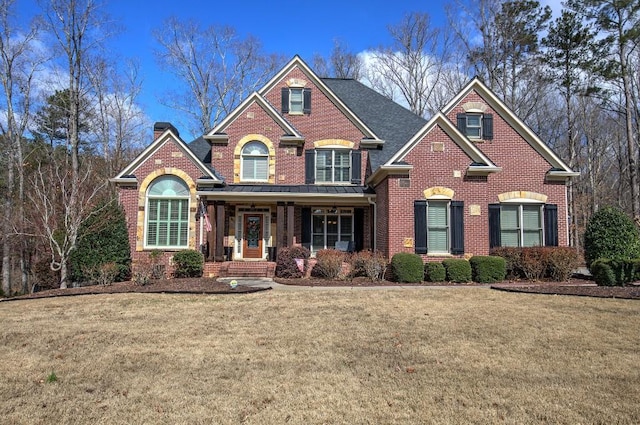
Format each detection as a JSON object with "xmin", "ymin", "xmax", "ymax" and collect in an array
[
  {"xmin": 316, "ymin": 149, "xmax": 351, "ymax": 183},
  {"xmin": 311, "ymin": 208, "xmax": 353, "ymax": 253},
  {"xmin": 500, "ymin": 205, "xmax": 543, "ymax": 247}
]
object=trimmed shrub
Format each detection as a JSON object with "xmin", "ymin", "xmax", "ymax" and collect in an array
[
  {"xmin": 545, "ymin": 247, "xmax": 580, "ymax": 282},
  {"xmin": 311, "ymin": 249, "xmax": 346, "ymax": 279},
  {"xmin": 172, "ymin": 250, "xmax": 204, "ymax": 278},
  {"xmin": 469, "ymin": 256, "xmax": 506, "ymax": 283},
  {"xmin": 69, "ymin": 200, "xmax": 131, "ymax": 284},
  {"xmin": 275, "ymin": 245, "xmax": 310, "ymax": 278},
  {"xmin": 424, "ymin": 262, "xmax": 446, "ymax": 282},
  {"xmin": 390, "ymin": 252, "xmax": 424, "ymax": 283},
  {"xmin": 350, "ymin": 250, "xmax": 387, "ymax": 281},
  {"xmin": 442, "ymin": 259, "xmax": 472, "ymax": 283},
  {"xmin": 584, "ymin": 206, "xmax": 640, "ymax": 269},
  {"xmin": 490, "ymin": 247, "xmax": 522, "ymax": 279},
  {"xmin": 590, "ymin": 259, "xmax": 617, "ymax": 286},
  {"xmin": 520, "ymin": 247, "xmax": 548, "ymax": 281}
]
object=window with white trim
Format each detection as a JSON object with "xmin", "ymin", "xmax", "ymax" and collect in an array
[
  {"xmin": 500, "ymin": 204, "xmax": 543, "ymax": 247},
  {"xmin": 311, "ymin": 208, "xmax": 353, "ymax": 253},
  {"xmin": 289, "ymin": 88, "xmax": 303, "ymax": 114},
  {"xmin": 465, "ymin": 114, "xmax": 482, "ymax": 138},
  {"xmin": 145, "ymin": 175, "xmax": 190, "ymax": 248},
  {"xmin": 427, "ymin": 201, "xmax": 449, "ymax": 253},
  {"xmin": 316, "ymin": 149, "xmax": 351, "ymax": 183},
  {"xmin": 241, "ymin": 141, "xmax": 269, "ymax": 182}
]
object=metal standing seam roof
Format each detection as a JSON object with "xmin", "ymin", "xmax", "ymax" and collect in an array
[{"xmin": 201, "ymin": 184, "xmax": 375, "ymax": 195}]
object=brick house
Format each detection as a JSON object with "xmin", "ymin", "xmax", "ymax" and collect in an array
[{"xmin": 112, "ymin": 56, "xmax": 577, "ymax": 277}]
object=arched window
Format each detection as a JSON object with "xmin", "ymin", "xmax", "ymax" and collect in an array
[
  {"xmin": 145, "ymin": 175, "xmax": 190, "ymax": 248},
  {"xmin": 241, "ymin": 141, "xmax": 269, "ymax": 182}
]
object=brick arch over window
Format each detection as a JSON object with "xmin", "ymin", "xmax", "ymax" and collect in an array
[
  {"xmin": 136, "ymin": 168, "xmax": 197, "ymax": 252},
  {"xmin": 234, "ymin": 134, "xmax": 276, "ymax": 183}
]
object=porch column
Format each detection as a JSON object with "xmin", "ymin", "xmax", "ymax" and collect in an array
[
  {"xmin": 206, "ymin": 203, "xmax": 215, "ymax": 261},
  {"xmin": 276, "ymin": 202, "xmax": 285, "ymax": 249},
  {"xmin": 215, "ymin": 201, "xmax": 226, "ymax": 261},
  {"xmin": 287, "ymin": 202, "xmax": 295, "ymax": 246}
]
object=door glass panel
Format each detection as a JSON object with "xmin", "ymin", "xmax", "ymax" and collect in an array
[{"xmin": 246, "ymin": 216, "xmax": 261, "ymax": 248}]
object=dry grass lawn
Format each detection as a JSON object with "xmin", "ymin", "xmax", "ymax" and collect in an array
[{"xmin": 1, "ymin": 288, "xmax": 639, "ymax": 424}]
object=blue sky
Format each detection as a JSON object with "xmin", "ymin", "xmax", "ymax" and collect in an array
[{"xmin": 17, "ymin": 0, "xmax": 561, "ymax": 141}]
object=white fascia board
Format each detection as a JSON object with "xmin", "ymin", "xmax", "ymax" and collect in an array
[{"xmin": 258, "ymin": 55, "xmax": 380, "ymax": 140}]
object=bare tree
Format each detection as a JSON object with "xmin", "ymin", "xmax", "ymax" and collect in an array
[
  {"xmin": 364, "ymin": 12, "xmax": 451, "ymax": 117},
  {"xmin": 0, "ymin": 0, "xmax": 46, "ymax": 295},
  {"xmin": 154, "ymin": 17, "xmax": 284, "ymax": 136},
  {"xmin": 40, "ymin": 0, "xmax": 112, "ymax": 288}
]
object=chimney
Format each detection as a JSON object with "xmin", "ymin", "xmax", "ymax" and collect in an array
[{"xmin": 153, "ymin": 122, "xmax": 180, "ymax": 140}]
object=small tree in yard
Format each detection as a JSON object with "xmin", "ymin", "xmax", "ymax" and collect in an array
[{"xmin": 584, "ymin": 206, "xmax": 640, "ymax": 269}]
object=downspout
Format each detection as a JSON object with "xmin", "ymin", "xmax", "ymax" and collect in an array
[{"xmin": 367, "ymin": 197, "xmax": 377, "ymax": 251}]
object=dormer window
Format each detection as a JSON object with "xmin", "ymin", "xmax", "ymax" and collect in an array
[
  {"xmin": 457, "ymin": 112, "xmax": 493, "ymax": 140},
  {"xmin": 281, "ymin": 87, "xmax": 311, "ymax": 115}
]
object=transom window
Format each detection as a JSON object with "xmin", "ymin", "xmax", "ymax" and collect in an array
[
  {"xmin": 500, "ymin": 204, "xmax": 543, "ymax": 247},
  {"xmin": 289, "ymin": 88, "xmax": 303, "ymax": 114},
  {"xmin": 145, "ymin": 175, "xmax": 190, "ymax": 248},
  {"xmin": 466, "ymin": 114, "xmax": 482, "ymax": 139},
  {"xmin": 311, "ymin": 208, "xmax": 353, "ymax": 253},
  {"xmin": 241, "ymin": 141, "xmax": 269, "ymax": 182},
  {"xmin": 316, "ymin": 149, "xmax": 351, "ymax": 183},
  {"xmin": 427, "ymin": 201, "xmax": 449, "ymax": 253}
]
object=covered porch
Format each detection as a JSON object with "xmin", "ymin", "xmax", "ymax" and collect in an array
[{"xmin": 196, "ymin": 184, "xmax": 376, "ymax": 264}]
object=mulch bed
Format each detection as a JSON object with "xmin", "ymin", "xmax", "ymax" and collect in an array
[
  {"xmin": 1, "ymin": 278, "xmax": 268, "ymax": 302},
  {"xmin": 3, "ymin": 276, "xmax": 640, "ymax": 301}
]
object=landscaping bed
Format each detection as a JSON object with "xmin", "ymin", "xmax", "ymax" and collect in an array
[{"xmin": 1, "ymin": 278, "xmax": 266, "ymax": 301}]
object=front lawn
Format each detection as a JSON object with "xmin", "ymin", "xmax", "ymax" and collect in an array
[{"xmin": 1, "ymin": 289, "xmax": 638, "ymax": 424}]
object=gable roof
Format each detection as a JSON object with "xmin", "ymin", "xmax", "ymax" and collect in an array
[
  {"xmin": 204, "ymin": 92, "xmax": 304, "ymax": 144},
  {"xmin": 388, "ymin": 111, "xmax": 501, "ymax": 174},
  {"xmin": 321, "ymin": 78, "xmax": 428, "ymax": 171},
  {"xmin": 442, "ymin": 77, "xmax": 578, "ymax": 178},
  {"xmin": 112, "ymin": 127, "xmax": 221, "ymax": 184},
  {"xmin": 258, "ymin": 56, "xmax": 383, "ymax": 144}
]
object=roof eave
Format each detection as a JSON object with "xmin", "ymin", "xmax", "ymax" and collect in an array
[
  {"xmin": 360, "ymin": 138, "xmax": 385, "ymax": 148},
  {"xmin": 466, "ymin": 165, "xmax": 503, "ymax": 176},
  {"xmin": 546, "ymin": 170, "xmax": 580, "ymax": 181},
  {"xmin": 366, "ymin": 164, "xmax": 413, "ymax": 187}
]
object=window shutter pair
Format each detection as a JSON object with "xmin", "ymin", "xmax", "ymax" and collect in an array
[
  {"xmin": 456, "ymin": 113, "xmax": 493, "ymax": 140},
  {"xmin": 281, "ymin": 88, "xmax": 311, "ymax": 114},
  {"xmin": 488, "ymin": 203, "xmax": 558, "ymax": 249},
  {"xmin": 414, "ymin": 200, "xmax": 464, "ymax": 254},
  {"xmin": 304, "ymin": 149, "xmax": 361, "ymax": 185}
]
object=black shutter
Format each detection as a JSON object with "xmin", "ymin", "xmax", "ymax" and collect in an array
[
  {"xmin": 351, "ymin": 150, "xmax": 362, "ymax": 184},
  {"xmin": 281, "ymin": 88, "xmax": 289, "ymax": 114},
  {"xmin": 305, "ymin": 149, "xmax": 315, "ymax": 184},
  {"xmin": 303, "ymin": 88, "xmax": 311, "ymax": 114},
  {"xmin": 301, "ymin": 207, "xmax": 311, "ymax": 250},
  {"xmin": 457, "ymin": 113, "xmax": 467, "ymax": 134},
  {"xmin": 489, "ymin": 204, "xmax": 501, "ymax": 249},
  {"xmin": 482, "ymin": 114, "xmax": 493, "ymax": 140},
  {"xmin": 450, "ymin": 201, "xmax": 464, "ymax": 255},
  {"xmin": 354, "ymin": 208, "xmax": 364, "ymax": 251},
  {"xmin": 414, "ymin": 200, "xmax": 427, "ymax": 254},
  {"xmin": 544, "ymin": 204, "xmax": 558, "ymax": 246}
]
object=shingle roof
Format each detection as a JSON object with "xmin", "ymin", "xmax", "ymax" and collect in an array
[
  {"xmin": 186, "ymin": 136, "xmax": 222, "ymax": 179},
  {"xmin": 321, "ymin": 78, "xmax": 428, "ymax": 171}
]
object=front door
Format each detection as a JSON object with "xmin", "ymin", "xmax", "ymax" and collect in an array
[{"xmin": 243, "ymin": 214, "xmax": 263, "ymax": 259}]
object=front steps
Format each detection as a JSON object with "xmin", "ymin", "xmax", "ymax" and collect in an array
[{"xmin": 205, "ymin": 261, "xmax": 276, "ymax": 278}]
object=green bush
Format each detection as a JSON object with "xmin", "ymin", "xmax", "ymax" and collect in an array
[
  {"xmin": 590, "ymin": 259, "xmax": 617, "ymax": 286},
  {"xmin": 311, "ymin": 249, "xmax": 346, "ymax": 279},
  {"xmin": 584, "ymin": 206, "xmax": 640, "ymax": 269},
  {"xmin": 275, "ymin": 246, "xmax": 310, "ymax": 278},
  {"xmin": 172, "ymin": 250, "xmax": 204, "ymax": 278},
  {"xmin": 69, "ymin": 200, "xmax": 131, "ymax": 284},
  {"xmin": 442, "ymin": 259, "xmax": 472, "ymax": 283},
  {"xmin": 390, "ymin": 252, "xmax": 424, "ymax": 283},
  {"xmin": 469, "ymin": 256, "xmax": 506, "ymax": 283},
  {"xmin": 424, "ymin": 262, "xmax": 446, "ymax": 282}
]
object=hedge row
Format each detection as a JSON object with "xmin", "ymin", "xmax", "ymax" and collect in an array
[
  {"xmin": 394, "ymin": 253, "xmax": 506, "ymax": 284},
  {"xmin": 590, "ymin": 258, "xmax": 640, "ymax": 286},
  {"xmin": 490, "ymin": 246, "xmax": 580, "ymax": 282}
]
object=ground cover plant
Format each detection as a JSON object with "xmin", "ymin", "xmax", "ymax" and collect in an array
[{"xmin": 1, "ymin": 289, "xmax": 638, "ymax": 424}]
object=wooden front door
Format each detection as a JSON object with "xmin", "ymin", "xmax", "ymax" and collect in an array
[{"xmin": 242, "ymin": 214, "xmax": 263, "ymax": 259}]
